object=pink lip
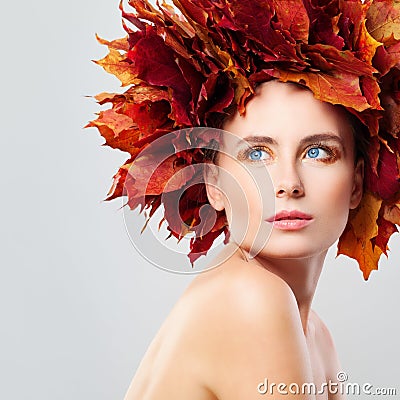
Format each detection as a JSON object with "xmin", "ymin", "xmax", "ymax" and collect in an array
[{"xmin": 265, "ymin": 210, "xmax": 313, "ymax": 231}]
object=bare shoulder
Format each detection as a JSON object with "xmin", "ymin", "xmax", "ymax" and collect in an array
[
  {"xmin": 177, "ymin": 258, "xmax": 315, "ymax": 399},
  {"xmin": 185, "ymin": 256, "xmax": 302, "ymax": 333},
  {"xmin": 126, "ymin": 256, "xmax": 317, "ymax": 400}
]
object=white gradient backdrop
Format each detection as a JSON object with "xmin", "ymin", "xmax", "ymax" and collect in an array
[{"xmin": 0, "ymin": 1, "xmax": 399, "ymax": 399}]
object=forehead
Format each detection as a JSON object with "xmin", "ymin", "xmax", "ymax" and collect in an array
[{"xmin": 223, "ymin": 80, "xmax": 353, "ymax": 144}]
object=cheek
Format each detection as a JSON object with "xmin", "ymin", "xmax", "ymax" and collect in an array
[
  {"xmin": 309, "ymin": 167, "xmax": 354, "ymax": 218},
  {"xmin": 218, "ymin": 164, "xmax": 251, "ymax": 225},
  {"xmin": 218, "ymin": 163, "xmax": 275, "ymax": 246},
  {"xmin": 219, "ymin": 160, "xmax": 274, "ymax": 212}
]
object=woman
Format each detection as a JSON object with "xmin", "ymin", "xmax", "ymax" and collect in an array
[
  {"xmin": 88, "ymin": 0, "xmax": 400, "ymax": 399},
  {"xmin": 122, "ymin": 79, "xmax": 364, "ymax": 400}
]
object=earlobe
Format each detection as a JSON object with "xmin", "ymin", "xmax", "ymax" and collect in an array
[{"xmin": 350, "ymin": 158, "xmax": 364, "ymax": 209}]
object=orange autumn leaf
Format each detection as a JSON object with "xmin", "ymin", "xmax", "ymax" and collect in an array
[
  {"xmin": 87, "ymin": 85, "xmax": 172, "ymax": 154},
  {"xmin": 337, "ymin": 192, "xmax": 383, "ymax": 280},
  {"xmin": 271, "ymin": 0, "xmax": 310, "ymax": 42},
  {"xmin": 124, "ymin": 85, "xmax": 170, "ymax": 104},
  {"xmin": 351, "ymin": 192, "xmax": 382, "ymax": 239},
  {"xmin": 128, "ymin": 153, "xmax": 196, "ymax": 195},
  {"xmin": 93, "ymin": 109, "xmax": 134, "ymax": 136},
  {"xmin": 383, "ymin": 203, "xmax": 400, "ymax": 224},
  {"xmin": 86, "ymin": 109, "xmax": 141, "ymax": 155},
  {"xmin": 357, "ymin": 19, "xmax": 383, "ymax": 64},
  {"xmin": 93, "ymin": 87, "xmax": 169, "ymax": 108},
  {"xmin": 94, "ymin": 92, "xmax": 122, "ymax": 104},
  {"xmin": 338, "ymin": 224, "xmax": 383, "ymax": 280},
  {"xmin": 270, "ymin": 68, "xmax": 371, "ymax": 111},
  {"xmin": 94, "ymin": 48, "xmax": 139, "ymax": 87},
  {"xmin": 360, "ymin": 75, "xmax": 382, "ymax": 111},
  {"xmin": 366, "ymin": 0, "xmax": 400, "ymax": 45},
  {"xmin": 95, "ymin": 33, "xmax": 130, "ymax": 52}
]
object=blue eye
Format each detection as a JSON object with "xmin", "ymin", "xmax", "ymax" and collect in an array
[
  {"xmin": 248, "ymin": 148, "xmax": 268, "ymax": 161},
  {"xmin": 306, "ymin": 147, "xmax": 328, "ymax": 159}
]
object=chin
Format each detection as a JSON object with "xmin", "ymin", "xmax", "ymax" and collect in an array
[{"xmin": 247, "ymin": 234, "xmax": 335, "ymax": 260}]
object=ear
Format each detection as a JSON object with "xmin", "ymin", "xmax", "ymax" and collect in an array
[
  {"xmin": 350, "ymin": 158, "xmax": 364, "ymax": 209},
  {"xmin": 203, "ymin": 163, "xmax": 225, "ymax": 212}
]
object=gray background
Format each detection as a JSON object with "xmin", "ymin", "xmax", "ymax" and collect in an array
[{"xmin": 1, "ymin": 1, "xmax": 399, "ymax": 399}]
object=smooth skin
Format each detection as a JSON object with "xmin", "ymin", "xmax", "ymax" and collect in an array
[{"xmin": 123, "ymin": 81, "xmax": 364, "ymax": 400}]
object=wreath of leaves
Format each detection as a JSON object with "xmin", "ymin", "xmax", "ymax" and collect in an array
[{"xmin": 87, "ymin": 0, "xmax": 400, "ymax": 279}]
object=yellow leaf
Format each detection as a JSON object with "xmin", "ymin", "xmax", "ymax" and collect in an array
[{"xmin": 94, "ymin": 48, "xmax": 140, "ymax": 86}]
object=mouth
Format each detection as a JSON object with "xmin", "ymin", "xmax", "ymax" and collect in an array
[
  {"xmin": 266, "ymin": 210, "xmax": 313, "ymax": 222},
  {"xmin": 265, "ymin": 210, "xmax": 313, "ymax": 230}
]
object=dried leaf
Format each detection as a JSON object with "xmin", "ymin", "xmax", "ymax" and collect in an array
[
  {"xmin": 383, "ymin": 202, "xmax": 400, "ymax": 224},
  {"xmin": 271, "ymin": 0, "xmax": 309, "ymax": 42},
  {"xmin": 365, "ymin": 137, "xmax": 400, "ymax": 200},
  {"xmin": 372, "ymin": 41, "xmax": 400, "ymax": 76},
  {"xmin": 128, "ymin": 152, "xmax": 195, "ymax": 196},
  {"xmin": 373, "ymin": 215, "xmax": 398, "ymax": 254},
  {"xmin": 357, "ymin": 20, "xmax": 383, "ymax": 64},
  {"xmin": 188, "ymin": 224, "xmax": 229, "ymax": 265},
  {"xmin": 86, "ymin": 109, "xmax": 141, "ymax": 155},
  {"xmin": 337, "ymin": 192, "xmax": 383, "ymax": 280},
  {"xmin": 366, "ymin": 0, "xmax": 400, "ymax": 45},
  {"xmin": 338, "ymin": 223, "xmax": 384, "ymax": 280},
  {"xmin": 127, "ymin": 33, "xmax": 193, "ymax": 124},
  {"xmin": 360, "ymin": 76, "xmax": 382, "ymax": 110},
  {"xmin": 95, "ymin": 34, "xmax": 130, "ymax": 52},
  {"xmin": 270, "ymin": 68, "xmax": 371, "ymax": 111},
  {"xmin": 95, "ymin": 48, "xmax": 139, "ymax": 87}
]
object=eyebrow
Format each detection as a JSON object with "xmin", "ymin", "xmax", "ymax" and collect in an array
[{"xmin": 242, "ymin": 132, "xmax": 345, "ymax": 148}]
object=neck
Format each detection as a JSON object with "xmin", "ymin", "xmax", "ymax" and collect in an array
[{"xmin": 240, "ymin": 246, "xmax": 327, "ymax": 336}]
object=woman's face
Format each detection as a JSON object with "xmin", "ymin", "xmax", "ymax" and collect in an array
[{"xmin": 205, "ymin": 80, "xmax": 364, "ymax": 260}]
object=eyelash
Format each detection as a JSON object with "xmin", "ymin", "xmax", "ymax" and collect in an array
[
  {"xmin": 239, "ymin": 143, "xmax": 338, "ymax": 163},
  {"xmin": 304, "ymin": 142, "xmax": 337, "ymax": 161}
]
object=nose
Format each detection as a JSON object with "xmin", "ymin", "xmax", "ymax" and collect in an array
[
  {"xmin": 273, "ymin": 163, "xmax": 305, "ymax": 199},
  {"xmin": 275, "ymin": 183, "xmax": 304, "ymax": 198}
]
